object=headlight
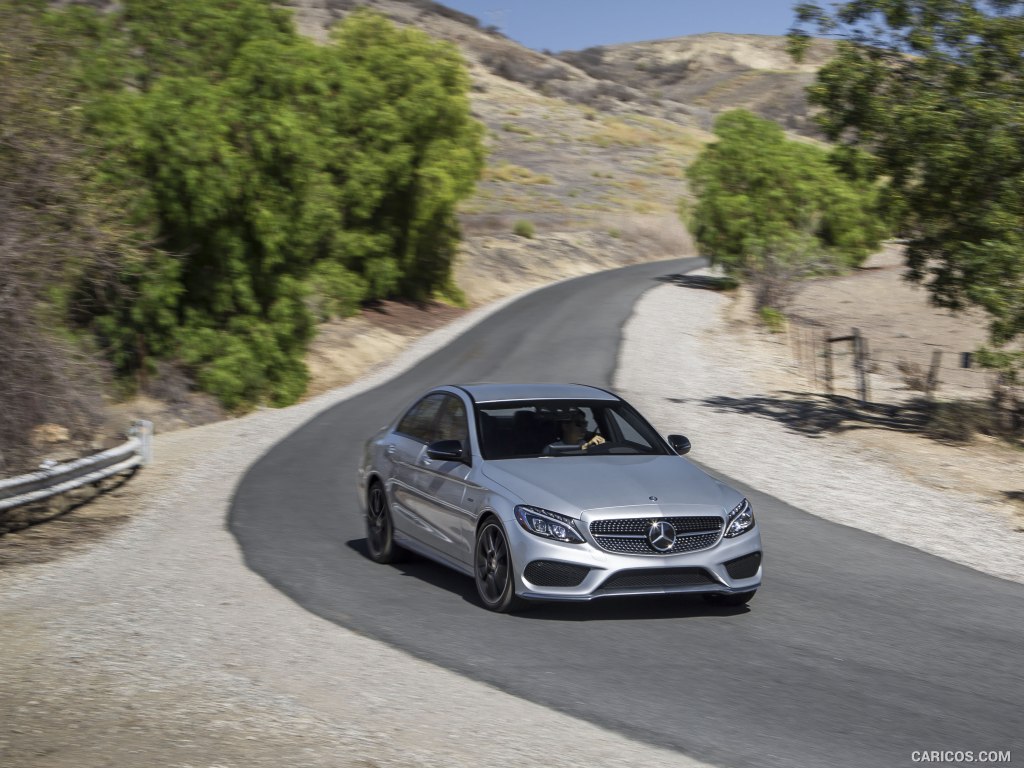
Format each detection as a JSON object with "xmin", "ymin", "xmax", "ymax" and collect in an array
[
  {"xmin": 724, "ymin": 498, "xmax": 755, "ymax": 538},
  {"xmin": 514, "ymin": 505, "xmax": 585, "ymax": 544}
]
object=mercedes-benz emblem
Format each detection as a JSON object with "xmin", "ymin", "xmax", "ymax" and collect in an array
[{"xmin": 647, "ymin": 520, "xmax": 676, "ymax": 552}]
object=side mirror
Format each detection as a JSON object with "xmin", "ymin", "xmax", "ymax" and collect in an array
[
  {"xmin": 426, "ymin": 439, "xmax": 466, "ymax": 462},
  {"xmin": 667, "ymin": 434, "xmax": 691, "ymax": 455}
]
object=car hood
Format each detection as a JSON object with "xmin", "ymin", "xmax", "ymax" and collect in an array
[{"xmin": 480, "ymin": 455, "xmax": 737, "ymax": 517}]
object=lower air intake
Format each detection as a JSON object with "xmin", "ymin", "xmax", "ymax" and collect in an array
[
  {"xmin": 724, "ymin": 552, "xmax": 762, "ymax": 580},
  {"xmin": 600, "ymin": 568, "xmax": 714, "ymax": 591},
  {"xmin": 523, "ymin": 560, "xmax": 590, "ymax": 587}
]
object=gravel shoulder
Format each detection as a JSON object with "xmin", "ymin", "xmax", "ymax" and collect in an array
[{"xmin": 616, "ymin": 276, "xmax": 1024, "ymax": 585}]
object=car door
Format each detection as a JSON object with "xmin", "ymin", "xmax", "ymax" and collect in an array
[
  {"xmin": 387, "ymin": 393, "xmax": 446, "ymax": 546},
  {"xmin": 406, "ymin": 393, "xmax": 475, "ymax": 566}
]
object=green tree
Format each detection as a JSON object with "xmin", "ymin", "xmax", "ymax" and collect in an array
[
  {"xmin": 321, "ymin": 11, "xmax": 485, "ymax": 302},
  {"xmin": 791, "ymin": 0, "xmax": 1024, "ymax": 368},
  {"xmin": 686, "ymin": 109, "xmax": 886, "ymax": 309},
  {"xmin": 50, "ymin": 2, "xmax": 483, "ymax": 409}
]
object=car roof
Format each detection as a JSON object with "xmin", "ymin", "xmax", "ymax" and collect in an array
[{"xmin": 456, "ymin": 383, "xmax": 620, "ymax": 404}]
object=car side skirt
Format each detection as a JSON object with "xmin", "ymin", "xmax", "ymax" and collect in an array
[{"xmin": 393, "ymin": 529, "xmax": 474, "ymax": 578}]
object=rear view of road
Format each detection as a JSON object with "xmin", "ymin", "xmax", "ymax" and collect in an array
[{"xmin": 231, "ymin": 259, "xmax": 1023, "ymax": 768}]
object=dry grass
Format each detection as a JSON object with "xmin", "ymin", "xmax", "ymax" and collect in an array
[
  {"xmin": 500, "ymin": 122, "xmax": 534, "ymax": 136},
  {"xmin": 599, "ymin": 213, "xmax": 695, "ymax": 257},
  {"xmin": 586, "ymin": 119, "xmax": 661, "ymax": 148},
  {"xmin": 627, "ymin": 114, "xmax": 714, "ymax": 148},
  {"xmin": 639, "ymin": 158, "xmax": 686, "ymax": 178},
  {"xmin": 482, "ymin": 162, "xmax": 553, "ymax": 184},
  {"xmin": 692, "ymin": 70, "xmax": 764, "ymax": 105},
  {"xmin": 601, "ymin": 195, "xmax": 672, "ymax": 215},
  {"xmin": 584, "ymin": 116, "xmax": 711, "ymax": 157}
]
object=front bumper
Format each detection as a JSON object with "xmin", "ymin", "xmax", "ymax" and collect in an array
[{"xmin": 506, "ymin": 515, "xmax": 762, "ymax": 601}]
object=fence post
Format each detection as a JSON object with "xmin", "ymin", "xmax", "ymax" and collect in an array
[
  {"xmin": 823, "ymin": 331, "xmax": 833, "ymax": 395},
  {"xmin": 860, "ymin": 336, "xmax": 871, "ymax": 404},
  {"xmin": 925, "ymin": 350, "xmax": 942, "ymax": 400},
  {"xmin": 852, "ymin": 327, "xmax": 869, "ymax": 405},
  {"xmin": 130, "ymin": 419, "xmax": 154, "ymax": 466},
  {"xmin": 811, "ymin": 329, "xmax": 819, "ymax": 388}
]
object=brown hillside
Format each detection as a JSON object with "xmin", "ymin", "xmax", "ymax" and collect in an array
[{"xmin": 560, "ymin": 33, "xmax": 836, "ymax": 136}]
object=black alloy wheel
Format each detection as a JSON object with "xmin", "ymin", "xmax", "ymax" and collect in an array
[
  {"xmin": 366, "ymin": 482, "xmax": 404, "ymax": 564},
  {"xmin": 474, "ymin": 520, "xmax": 526, "ymax": 613}
]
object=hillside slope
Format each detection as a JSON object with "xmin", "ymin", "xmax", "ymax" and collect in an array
[
  {"xmin": 560, "ymin": 33, "xmax": 834, "ymax": 136},
  {"xmin": 22, "ymin": 1, "xmax": 832, "ymax": 448},
  {"xmin": 282, "ymin": 0, "xmax": 714, "ymax": 395}
]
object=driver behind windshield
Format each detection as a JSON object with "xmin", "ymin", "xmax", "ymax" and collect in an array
[{"xmin": 547, "ymin": 408, "xmax": 606, "ymax": 452}]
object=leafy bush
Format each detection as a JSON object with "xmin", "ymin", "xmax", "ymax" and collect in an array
[
  {"xmin": 303, "ymin": 262, "xmax": 368, "ymax": 322},
  {"xmin": 47, "ymin": 1, "xmax": 484, "ymax": 409},
  {"xmin": 793, "ymin": 1, "xmax": 1024, "ymax": 353},
  {"xmin": 513, "ymin": 220, "xmax": 535, "ymax": 238},
  {"xmin": 687, "ymin": 110, "xmax": 887, "ymax": 310},
  {"xmin": 758, "ymin": 307, "xmax": 787, "ymax": 333}
]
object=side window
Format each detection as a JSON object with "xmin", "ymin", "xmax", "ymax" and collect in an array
[
  {"xmin": 396, "ymin": 394, "xmax": 445, "ymax": 443},
  {"xmin": 436, "ymin": 395, "xmax": 470, "ymax": 447}
]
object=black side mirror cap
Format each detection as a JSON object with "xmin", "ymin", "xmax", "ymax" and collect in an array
[
  {"xmin": 667, "ymin": 434, "xmax": 691, "ymax": 455},
  {"xmin": 426, "ymin": 439, "xmax": 466, "ymax": 462}
]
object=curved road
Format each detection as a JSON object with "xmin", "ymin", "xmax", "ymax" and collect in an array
[{"xmin": 230, "ymin": 259, "xmax": 1024, "ymax": 768}]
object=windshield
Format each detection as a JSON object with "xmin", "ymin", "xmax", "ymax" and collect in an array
[{"xmin": 475, "ymin": 399, "xmax": 670, "ymax": 460}]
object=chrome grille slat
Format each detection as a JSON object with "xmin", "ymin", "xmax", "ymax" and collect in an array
[{"xmin": 589, "ymin": 516, "xmax": 723, "ymax": 555}]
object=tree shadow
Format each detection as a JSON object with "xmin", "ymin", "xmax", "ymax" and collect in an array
[
  {"xmin": 655, "ymin": 273, "xmax": 738, "ymax": 291},
  {"xmin": 517, "ymin": 594, "xmax": 751, "ymax": 621},
  {"xmin": 698, "ymin": 391, "xmax": 948, "ymax": 441}
]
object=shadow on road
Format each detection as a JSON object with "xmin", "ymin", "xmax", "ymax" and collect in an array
[
  {"xmin": 517, "ymin": 595, "xmax": 751, "ymax": 622},
  {"xmin": 347, "ymin": 538, "xmax": 752, "ymax": 620},
  {"xmin": 346, "ymin": 538, "xmax": 480, "ymax": 603}
]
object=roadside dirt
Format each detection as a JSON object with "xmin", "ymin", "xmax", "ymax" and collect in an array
[{"xmin": 718, "ymin": 247, "xmax": 1024, "ymax": 531}]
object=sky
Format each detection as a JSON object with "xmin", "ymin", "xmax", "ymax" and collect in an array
[{"xmin": 436, "ymin": 0, "xmax": 806, "ymax": 53}]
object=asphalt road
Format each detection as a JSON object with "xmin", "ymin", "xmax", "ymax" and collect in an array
[{"xmin": 230, "ymin": 258, "xmax": 1024, "ymax": 768}]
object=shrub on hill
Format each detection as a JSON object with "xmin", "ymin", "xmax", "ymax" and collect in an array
[
  {"xmin": 686, "ymin": 110, "xmax": 887, "ymax": 310},
  {"xmin": 39, "ymin": 1, "xmax": 484, "ymax": 409}
]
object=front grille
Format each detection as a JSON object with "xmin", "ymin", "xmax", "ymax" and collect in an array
[
  {"xmin": 523, "ymin": 560, "xmax": 590, "ymax": 587},
  {"xmin": 724, "ymin": 551, "xmax": 762, "ymax": 579},
  {"xmin": 590, "ymin": 516, "xmax": 723, "ymax": 555},
  {"xmin": 600, "ymin": 567, "xmax": 715, "ymax": 591}
]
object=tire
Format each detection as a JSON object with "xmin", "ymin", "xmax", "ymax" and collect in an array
[
  {"xmin": 366, "ymin": 482, "xmax": 405, "ymax": 564},
  {"xmin": 704, "ymin": 590, "xmax": 757, "ymax": 607},
  {"xmin": 474, "ymin": 519, "xmax": 528, "ymax": 613}
]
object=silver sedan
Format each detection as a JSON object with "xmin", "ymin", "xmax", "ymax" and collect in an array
[{"xmin": 357, "ymin": 383, "xmax": 762, "ymax": 612}]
